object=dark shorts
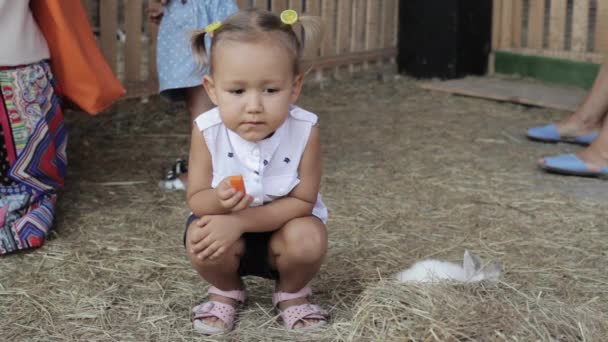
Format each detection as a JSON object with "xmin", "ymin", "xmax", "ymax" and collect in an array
[{"xmin": 184, "ymin": 214, "xmax": 279, "ymax": 280}]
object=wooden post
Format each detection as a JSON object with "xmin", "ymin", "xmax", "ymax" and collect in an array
[
  {"xmin": 499, "ymin": 0, "xmax": 513, "ymax": 48},
  {"xmin": 125, "ymin": 0, "xmax": 143, "ymax": 83},
  {"xmin": 335, "ymin": 0, "xmax": 352, "ymax": 76},
  {"xmin": 253, "ymin": 0, "xmax": 267, "ymax": 10},
  {"xmin": 596, "ymin": 0, "xmax": 608, "ymax": 53},
  {"xmin": 352, "ymin": 0, "xmax": 366, "ymax": 54},
  {"xmin": 321, "ymin": 0, "xmax": 337, "ymax": 58},
  {"xmin": 147, "ymin": 15, "xmax": 158, "ymax": 83},
  {"xmin": 271, "ymin": 0, "xmax": 288, "ymax": 13},
  {"xmin": 304, "ymin": 0, "xmax": 321, "ymax": 59},
  {"xmin": 490, "ymin": 0, "xmax": 502, "ymax": 74},
  {"xmin": 571, "ymin": 0, "xmax": 589, "ymax": 52},
  {"xmin": 100, "ymin": 0, "xmax": 118, "ymax": 72},
  {"xmin": 527, "ymin": 0, "xmax": 545, "ymax": 49},
  {"xmin": 236, "ymin": 0, "xmax": 249, "ymax": 9},
  {"xmin": 393, "ymin": 0, "xmax": 399, "ymax": 56},
  {"xmin": 364, "ymin": 0, "xmax": 380, "ymax": 70},
  {"xmin": 383, "ymin": 0, "xmax": 396, "ymax": 64},
  {"xmin": 511, "ymin": 0, "xmax": 523, "ymax": 48},
  {"xmin": 549, "ymin": 0, "xmax": 567, "ymax": 50}
]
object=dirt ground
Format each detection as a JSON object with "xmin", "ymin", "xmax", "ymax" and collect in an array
[{"xmin": 1, "ymin": 71, "xmax": 607, "ymax": 341}]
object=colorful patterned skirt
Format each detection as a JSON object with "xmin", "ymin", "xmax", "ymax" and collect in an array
[{"xmin": 0, "ymin": 60, "xmax": 67, "ymax": 255}]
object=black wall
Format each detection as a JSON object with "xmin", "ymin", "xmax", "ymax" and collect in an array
[{"xmin": 398, "ymin": 0, "xmax": 493, "ymax": 79}]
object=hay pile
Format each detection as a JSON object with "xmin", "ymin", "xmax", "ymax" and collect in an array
[
  {"xmin": 346, "ymin": 281, "xmax": 607, "ymax": 341},
  {"xmin": 1, "ymin": 73, "xmax": 607, "ymax": 341}
]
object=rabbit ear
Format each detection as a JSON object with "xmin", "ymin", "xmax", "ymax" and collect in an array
[
  {"xmin": 463, "ymin": 250, "xmax": 482, "ymax": 278},
  {"xmin": 482, "ymin": 261, "xmax": 503, "ymax": 281}
]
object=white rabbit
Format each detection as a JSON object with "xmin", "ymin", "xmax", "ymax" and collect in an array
[{"xmin": 395, "ymin": 250, "xmax": 502, "ymax": 283}]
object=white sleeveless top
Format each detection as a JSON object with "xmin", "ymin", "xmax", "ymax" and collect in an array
[{"xmin": 195, "ymin": 106, "xmax": 328, "ymax": 224}]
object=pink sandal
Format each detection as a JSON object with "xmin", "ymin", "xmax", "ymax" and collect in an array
[
  {"xmin": 192, "ymin": 286, "xmax": 246, "ymax": 335},
  {"xmin": 272, "ymin": 286, "xmax": 329, "ymax": 331}
]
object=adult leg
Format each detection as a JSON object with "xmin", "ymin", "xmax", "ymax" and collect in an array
[
  {"xmin": 269, "ymin": 216, "xmax": 328, "ymax": 329},
  {"xmin": 555, "ymin": 57, "xmax": 608, "ymax": 137}
]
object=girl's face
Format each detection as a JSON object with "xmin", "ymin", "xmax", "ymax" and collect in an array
[{"xmin": 203, "ymin": 38, "xmax": 303, "ymax": 142}]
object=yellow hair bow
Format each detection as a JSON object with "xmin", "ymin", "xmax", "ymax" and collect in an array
[
  {"xmin": 280, "ymin": 9, "xmax": 298, "ymax": 25},
  {"xmin": 205, "ymin": 21, "xmax": 222, "ymax": 36}
]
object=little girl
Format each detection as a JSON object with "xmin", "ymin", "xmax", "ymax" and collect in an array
[
  {"xmin": 183, "ymin": 8, "xmax": 329, "ymax": 334},
  {"xmin": 149, "ymin": 0, "xmax": 239, "ymax": 191}
]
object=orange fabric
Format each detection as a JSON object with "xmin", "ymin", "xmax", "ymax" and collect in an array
[{"xmin": 30, "ymin": 0, "xmax": 125, "ymax": 115}]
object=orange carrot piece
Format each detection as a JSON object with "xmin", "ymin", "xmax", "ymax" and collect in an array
[{"xmin": 228, "ymin": 175, "xmax": 246, "ymax": 194}]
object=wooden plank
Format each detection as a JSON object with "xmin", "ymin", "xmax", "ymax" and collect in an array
[
  {"xmin": 305, "ymin": 0, "xmax": 321, "ymax": 15},
  {"xmin": 596, "ymin": 0, "xmax": 608, "ymax": 52},
  {"xmin": 420, "ymin": 77, "xmax": 586, "ymax": 112},
  {"xmin": 271, "ymin": 0, "xmax": 288, "ymax": 13},
  {"xmin": 499, "ymin": 0, "xmax": 513, "ymax": 48},
  {"xmin": 100, "ymin": 0, "xmax": 118, "ymax": 72},
  {"xmin": 364, "ymin": 0, "xmax": 381, "ymax": 67},
  {"xmin": 289, "ymin": 0, "xmax": 303, "ymax": 13},
  {"xmin": 491, "ymin": 0, "xmax": 502, "ymax": 51},
  {"xmin": 253, "ymin": 0, "xmax": 268, "ymax": 10},
  {"xmin": 236, "ymin": 0, "xmax": 249, "ymax": 9},
  {"xmin": 497, "ymin": 47, "xmax": 605, "ymax": 63},
  {"xmin": 571, "ymin": 0, "xmax": 589, "ymax": 52},
  {"xmin": 125, "ymin": 0, "xmax": 143, "ymax": 82},
  {"xmin": 494, "ymin": 50, "xmax": 600, "ymax": 89},
  {"xmin": 147, "ymin": 14, "xmax": 158, "ymax": 82},
  {"xmin": 348, "ymin": 0, "xmax": 366, "ymax": 71},
  {"xmin": 392, "ymin": 0, "xmax": 399, "ymax": 48},
  {"xmin": 549, "ymin": 0, "xmax": 567, "ymax": 49},
  {"xmin": 352, "ymin": 0, "xmax": 366, "ymax": 52},
  {"xmin": 511, "ymin": 0, "xmax": 523, "ymax": 48},
  {"xmin": 306, "ymin": 47, "xmax": 397, "ymax": 70},
  {"xmin": 489, "ymin": 0, "xmax": 502, "ymax": 74},
  {"xmin": 365, "ymin": 0, "xmax": 380, "ymax": 49},
  {"xmin": 321, "ymin": 0, "xmax": 337, "ymax": 57},
  {"xmin": 527, "ymin": 0, "xmax": 545, "ymax": 49},
  {"xmin": 383, "ymin": 0, "xmax": 396, "ymax": 49},
  {"xmin": 303, "ymin": 0, "xmax": 321, "ymax": 59},
  {"xmin": 336, "ymin": 0, "xmax": 352, "ymax": 55}
]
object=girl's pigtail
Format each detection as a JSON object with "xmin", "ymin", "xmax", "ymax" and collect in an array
[
  {"xmin": 191, "ymin": 29, "xmax": 210, "ymax": 68},
  {"xmin": 296, "ymin": 16, "xmax": 323, "ymax": 73}
]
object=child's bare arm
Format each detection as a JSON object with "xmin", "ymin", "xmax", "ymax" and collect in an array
[
  {"xmin": 187, "ymin": 126, "xmax": 252, "ymax": 216},
  {"xmin": 232, "ymin": 126, "xmax": 322, "ymax": 232}
]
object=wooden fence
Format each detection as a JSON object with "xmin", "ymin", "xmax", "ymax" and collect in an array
[
  {"xmin": 491, "ymin": 0, "xmax": 608, "ymax": 68},
  {"xmin": 82, "ymin": 0, "xmax": 399, "ymax": 99}
]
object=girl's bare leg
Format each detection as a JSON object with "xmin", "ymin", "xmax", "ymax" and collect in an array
[
  {"xmin": 186, "ymin": 221, "xmax": 244, "ymax": 329},
  {"xmin": 269, "ymin": 217, "xmax": 328, "ymax": 328}
]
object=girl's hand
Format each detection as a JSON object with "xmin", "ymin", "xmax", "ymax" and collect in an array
[
  {"xmin": 190, "ymin": 215, "xmax": 243, "ymax": 260},
  {"xmin": 216, "ymin": 177, "xmax": 252, "ymax": 212}
]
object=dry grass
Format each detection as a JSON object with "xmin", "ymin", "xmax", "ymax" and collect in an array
[{"xmin": 1, "ymin": 71, "xmax": 607, "ymax": 341}]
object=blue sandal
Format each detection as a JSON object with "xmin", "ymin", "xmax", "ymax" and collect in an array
[
  {"xmin": 540, "ymin": 153, "xmax": 608, "ymax": 177},
  {"xmin": 527, "ymin": 123, "xmax": 598, "ymax": 145}
]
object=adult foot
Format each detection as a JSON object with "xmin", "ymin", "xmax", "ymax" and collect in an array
[
  {"xmin": 554, "ymin": 114, "xmax": 602, "ymax": 138},
  {"xmin": 538, "ymin": 147, "xmax": 608, "ymax": 176}
]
